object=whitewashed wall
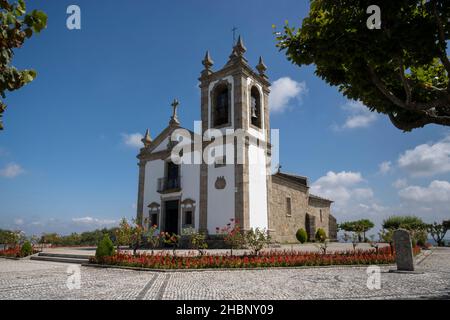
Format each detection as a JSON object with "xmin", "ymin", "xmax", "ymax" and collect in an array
[
  {"xmin": 248, "ymin": 143, "xmax": 268, "ymax": 230},
  {"xmin": 207, "ymin": 160, "xmax": 235, "ymax": 233}
]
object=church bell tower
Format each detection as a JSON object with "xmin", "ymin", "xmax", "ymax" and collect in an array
[{"xmin": 198, "ymin": 36, "xmax": 272, "ymax": 233}]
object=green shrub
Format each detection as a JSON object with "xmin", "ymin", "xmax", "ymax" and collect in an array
[
  {"xmin": 315, "ymin": 228, "xmax": 327, "ymax": 242},
  {"xmin": 20, "ymin": 241, "xmax": 33, "ymax": 257},
  {"xmin": 95, "ymin": 234, "xmax": 115, "ymax": 261},
  {"xmin": 296, "ymin": 228, "xmax": 308, "ymax": 244}
]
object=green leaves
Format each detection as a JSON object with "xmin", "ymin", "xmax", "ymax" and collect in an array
[
  {"xmin": 274, "ymin": 0, "xmax": 450, "ymax": 131},
  {"xmin": 0, "ymin": 0, "xmax": 47, "ymax": 130}
]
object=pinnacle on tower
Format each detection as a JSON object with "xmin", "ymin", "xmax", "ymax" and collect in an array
[
  {"xmin": 202, "ymin": 50, "xmax": 214, "ymax": 69},
  {"xmin": 256, "ymin": 56, "xmax": 268, "ymax": 78},
  {"xmin": 232, "ymin": 35, "xmax": 247, "ymax": 57},
  {"xmin": 141, "ymin": 129, "xmax": 152, "ymax": 147}
]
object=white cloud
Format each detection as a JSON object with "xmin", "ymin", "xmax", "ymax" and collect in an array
[
  {"xmin": 398, "ymin": 180, "xmax": 450, "ymax": 203},
  {"xmin": 392, "ymin": 178, "xmax": 408, "ymax": 189},
  {"xmin": 336, "ymin": 101, "xmax": 377, "ymax": 130},
  {"xmin": 121, "ymin": 133, "xmax": 143, "ymax": 148},
  {"xmin": 0, "ymin": 162, "xmax": 24, "ymax": 178},
  {"xmin": 72, "ymin": 216, "xmax": 117, "ymax": 226},
  {"xmin": 378, "ymin": 161, "xmax": 392, "ymax": 175},
  {"xmin": 398, "ymin": 135, "xmax": 450, "ymax": 177},
  {"xmin": 310, "ymin": 171, "xmax": 369, "ymax": 204},
  {"xmin": 269, "ymin": 77, "xmax": 307, "ymax": 113},
  {"xmin": 14, "ymin": 218, "xmax": 24, "ymax": 226}
]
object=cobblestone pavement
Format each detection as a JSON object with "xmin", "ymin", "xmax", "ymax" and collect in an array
[{"xmin": 0, "ymin": 248, "xmax": 449, "ymax": 300}]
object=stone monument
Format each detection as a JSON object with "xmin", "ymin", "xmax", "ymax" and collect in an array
[{"xmin": 393, "ymin": 229, "xmax": 414, "ymax": 272}]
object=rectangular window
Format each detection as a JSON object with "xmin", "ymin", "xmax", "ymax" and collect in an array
[
  {"xmin": 320, "ymin": 209, "xmax": 323, "ymax": 223},
  {"xmin": 185, "ymin": 211, "xmax": 193, "ymax": 225},
  {"xmin": 150, "ymin": 213, "xmax": 158, "ymax": 227},
  {"xmin": 286, "ymin": 197, "xmax": 292, "ymax": 217}
]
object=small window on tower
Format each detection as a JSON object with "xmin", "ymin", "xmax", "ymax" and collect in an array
[
  {"xmin": 150, "ymin": 213, "xmax": 158, "ymax": 228},
  {"xmin": 213, "ymin": 83, "xmax": 230, "ymax": 127},
  {"xmin": 286, "ymin": 197, "xmax": 292, "ymax": 217},
  {"xmin": 320, "ymin": 209, "xmax": 323, "ymax": 223},
  {"xmin": 250, "ymin": 86, "xmax": 261, "ymax": 128},
  {"xmin": 185, "ymin": 211, "xmax": 193, "ymax": 226}
]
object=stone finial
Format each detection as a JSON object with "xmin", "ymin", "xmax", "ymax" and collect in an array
[
  {"xmin": 169, "ymin": 98, "xmax": 180, "ymax": 125},
  {"xmin": 256, "ymin": 56, "xmax": 268, "ymax": 77},
  {"xmin": 201, "ymin": 50, "xmax": 214, "ymax": 77},
  {"xmin": 227, "ymin": 35, "xmax": 248, "ymax": 64},
  {"xmin": 141, "ymin": 129, "xmax": 152, "ymax": 147},
  {"xmin": 202, "ymin": 50, "xmax": 214, "ymax": 69},
  {"xmin": 235, "ymin": 35, "xmax": 247, "ymax": 55}
]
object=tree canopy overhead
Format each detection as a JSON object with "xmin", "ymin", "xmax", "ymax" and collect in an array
[
  {"xmin": 0, "ymin": 0, "xmax": 47, "ymax": 130},
  {"xmin": 275, "ymin": 0, "xmax": 450, "ymax": 131}
]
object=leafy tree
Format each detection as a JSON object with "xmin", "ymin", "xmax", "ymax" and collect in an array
[
  {"xmin": 0, "ymin": 0, "xmax": 47, "ymax": 130},
  {"xmin": 216, "ymin": 219, "xmax": 245, "ymax": 256},
  {"xmin": 382, "ymin": 215, "xmax": 427, "ymax": 246},
  {"xmin": 115, "ymin": 218, "xmax": 132, "ymax": 251},
  {"xmin": 339, "ymin": 219, "xmax": 374, "ymax": 242},
  {"xmin": 244, "ymin": 228, "xmax": 271, "ymax": 256},
  {"xmin": 275, "ymin": 0, "xmax": 450, "ymax": 131},
  {"xmin": 95, "ymin": 234, "xmax": 115, "ymax": 262},
  {"xmin": 428, "ymin": 221, "xmax": 449, "ymax": 246}
]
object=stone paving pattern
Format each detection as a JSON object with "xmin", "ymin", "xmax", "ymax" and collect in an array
[{"xmin": 0, "ymin": 247, "xmax": 449, "ymax": 300}]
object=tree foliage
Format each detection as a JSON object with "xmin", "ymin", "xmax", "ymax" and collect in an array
[
  {"xmin": 275, "ymin": 0, "xmax": 450, "ymax": 131},
  {"xmin": 0, "ymin": 0, "xmax": 47, "ymax": 130},
  {"xmin": 427, "ymin": 221, "xmax": 449, "ymax": 246},
  {"xmin": 339, "ymin": 219, "xmax": 374, "ymax": 241}
]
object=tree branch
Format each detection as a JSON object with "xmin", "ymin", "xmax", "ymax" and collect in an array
[
  {"xmin": 432, "ymin": 0, "xmax": 450, "ymax": 83},
  {"xmin": 368, "ymin": 64, "xmax": 450, "ymax": 111},
  {"xmin": 397, "ymin": 56, "xmax": 412, "ymax": 105}
]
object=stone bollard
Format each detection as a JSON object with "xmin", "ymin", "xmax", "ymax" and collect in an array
[{"xmin": 392, "ymin": 229, "xmax": 414, "ymax": 272}]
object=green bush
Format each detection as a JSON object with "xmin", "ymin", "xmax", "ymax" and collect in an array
[
  {"xmin": 20, "ymin": 241, "xmax": 33, "ymax": 257},
  {"xmin": 315, "ymin": 228, "xmax": 327, "ymax": 242},
  {"xmin": 296, "ymin": 228, "xmax": 308, "ymax": 244},
  {"xmin": 95, "ymin": 234, "xmax": 115, "ymax": 261}
]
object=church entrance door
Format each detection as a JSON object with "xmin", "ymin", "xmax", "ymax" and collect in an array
[{"xmin": 164, "ymin": 200, "xmax": 179, "ymax": 235}]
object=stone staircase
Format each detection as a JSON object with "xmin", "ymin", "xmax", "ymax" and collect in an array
[{"xmin": 30, "ymin": 252, "xmax": 91, "ymax": 264}]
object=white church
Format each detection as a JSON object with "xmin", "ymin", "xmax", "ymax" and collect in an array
[{"xmin": 136, "ymin": 38, "xmax": 337, "ymax": 243}]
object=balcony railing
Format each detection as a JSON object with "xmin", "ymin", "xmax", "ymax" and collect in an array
[{"xmin": 157, "ymin": 177, "xmax": 181, "ymax": 193}]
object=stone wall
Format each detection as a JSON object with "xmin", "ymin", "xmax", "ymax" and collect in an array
[
  {"xmin": 269, "ymin": 174, "xmax": 334, "ymax": 243},
  {"xmin": 269, "ymin": 175, "xmax": 309, "ymax": 243},
  {"xmin": 308, "ymin": 197, "xmax": 331, "ymax": 240}
]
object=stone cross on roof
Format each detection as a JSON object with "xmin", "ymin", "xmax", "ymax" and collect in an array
[{"xmin": 169, "ymin": 98, "xmax": 180, "ymax": 125}]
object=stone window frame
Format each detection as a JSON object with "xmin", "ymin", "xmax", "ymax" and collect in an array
[
  {"xmin": 210, "ymin": 80, "xmax": 232, "ymax": 129},
  {"xmin": 147, "ymin": 202, "xmax": 161, "ymax": 228},
  {"xmin": 286, "ymin": 197, "xmax": 292, "ymax": 217},
  {"xmin": 247, "ymin": 82, "xmax": 264, "ymax": 132},
  {"xmin": 181, "ymin": 198, "xmax": 196, "ymax": 229},
  {"xmin": 250, "ymin": 85, "xmax": 262, "ymax": 129}
]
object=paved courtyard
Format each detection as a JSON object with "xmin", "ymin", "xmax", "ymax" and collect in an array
[{"xmin": 0, "ymin": 247, "xmax": 449, "ymax": 300}]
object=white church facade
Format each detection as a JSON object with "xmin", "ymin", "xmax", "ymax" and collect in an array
[{"xmin": 136, "ymin": 38, "xmax": 337, "ymax": 243}]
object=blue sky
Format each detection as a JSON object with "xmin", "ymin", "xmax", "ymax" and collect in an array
[{"xmin": 0, "ymin": 0, "xmax": 449, "ymax": 236}]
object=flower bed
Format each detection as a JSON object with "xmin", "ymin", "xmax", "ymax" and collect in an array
[
  {"xmin": 0, "ymin": 246, "xmax": 39, "ymax": 258},
  {"xmin": 90, "ymin": 246, "xmax": 421, "ymax": 270}
]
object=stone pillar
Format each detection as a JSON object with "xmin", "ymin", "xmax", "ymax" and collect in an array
[
  {"xmin": 136, "ymin": 160, "xmax": 146, "ymax": 226},
  {"xmin": 393, "ymin": 229, "xmax": 415, "ymax": 271}
]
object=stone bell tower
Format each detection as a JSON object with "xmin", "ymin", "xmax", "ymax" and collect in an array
[{"xmin": 198, "ymin": 36, "xmax": 272, "ymax": 234}]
